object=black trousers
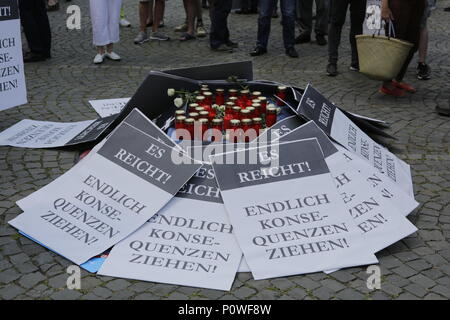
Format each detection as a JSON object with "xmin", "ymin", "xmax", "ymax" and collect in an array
[
  {"xmin": 241, "ymin": 0, "xmax": 258, "ymax": 11},
  {"xmin": 328, "ymin": 0, "xmax": 366, "ymax": 65},
  {"xmin": 19, "ymin": 0, "xmax": 51, "ymax": 56},
  {"xmin": 209, "ymin": 0, "xmax": 233, "ymax": 49},
  {"xmin": 298, "ymin": 0, "xmax": 329, "ymax": 36}
]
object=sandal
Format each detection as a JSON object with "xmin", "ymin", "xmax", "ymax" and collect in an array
[{"xmin": 179, "ymin": 32, "xmax": 196, "ymax": 41}]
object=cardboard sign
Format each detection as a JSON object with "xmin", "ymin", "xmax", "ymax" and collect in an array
[
  {"xmin": 10, "ymin": 109, "xmax": 202, "ymax": 265},
  {"xmin": 297, "ymin": 84, "xmax": 414, "ymax": 197},
  {"xmin": 0, "ymin": 115, "xmax": 117, "ymax": 148},
  {"xmin": 89, "ymin": 98, "xmax": 130, "ymax": 118},
  {"xmin": 277, "ymin": 122, "xmax": 417, "ymax": 256},
  {"xmin": 99, "ymin": 165, "xmax": 242, "ymax": 291},
  {"xmin": 0, "ymin": 0, "xmax": 27, "ymax": 111},
  {"xmin": 211, "ymin": 139, "xmax": 377, "ymax": 280}
]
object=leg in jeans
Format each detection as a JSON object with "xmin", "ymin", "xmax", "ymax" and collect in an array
[
  {"xmin": 328, "ymin": 0, "xmax": 350, "ymax": 64},
  {"xmin": 298, "ymin": 0, "xmax": 313, "ymax": 35},
  {"xmin": 315, "ymin": 0, "xmax": 329, "ymax": 36},
  {"xmin": 257, "ymin": 0, "xmax": 276, "ymax": 49},
  {"xmin": 280, "ymin": 0, "xmax": 296, "ymax": 50},
  {"xmin": 209, "ymin": 0, "xmax": 232, "ymax": 48},
  {"xmin": 348, "ymin": 0, "xmax": 366, "ymax": 66}
]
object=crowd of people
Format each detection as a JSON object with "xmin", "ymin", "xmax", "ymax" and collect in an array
[{"xmin": 16, "ymin": 0, "xmax": 449, "ymax": 114}]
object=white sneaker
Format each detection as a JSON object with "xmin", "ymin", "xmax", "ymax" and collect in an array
[
  {"xmin": 93, "ymin": 53, "xmax": 104, "ymax": 64},
  {"xmin": 105, "ymin": 51, "xmax": 121, "ymax": 61},
  {"xmin": 119, "ymin": 18, "xmax": 131, "ymax": 27}
]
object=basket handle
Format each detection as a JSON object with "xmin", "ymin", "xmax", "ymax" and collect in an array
[{"xmin": 372, "ymin": 20, "xmax": 396, "ymax": 39}]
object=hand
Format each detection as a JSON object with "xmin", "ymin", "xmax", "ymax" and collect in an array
[{"xmin": 381, "ymin": 6, "xmax": 394, "ymax": 21}]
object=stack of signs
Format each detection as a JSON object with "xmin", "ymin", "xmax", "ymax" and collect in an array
[
  {"xmin": 0, "ymin": 0, "xmax": 27, "ymax": 111},
  {"xmin": 10, "ymin": 109, "xmax": 202, "ymax": 265},
  {"xmin": 89, "ymin": 98, "xmax": 130, "ymax": 118}
]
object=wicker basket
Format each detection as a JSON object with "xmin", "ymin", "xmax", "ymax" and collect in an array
[{"xmin": 356, "ymin": 34, "xmax": 413, "ymax": 81}]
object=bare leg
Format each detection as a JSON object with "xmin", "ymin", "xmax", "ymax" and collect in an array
[
  {"xmin": 147, "ymin": 0, "xmax": 154, "ymax": 25},
  {"xmin": 106, "ymin": 43, "xmax": 114, "ymax": 53},
  {"xmin": 97, "ymin": 46, "xmax": 105, "ymax": 55},
  {"xmin": 139, "ymin": 2, "xmax": 150, "ymax": 32},
  {"xmin": 152, "ymin": 0, "xmax": 165, "ymax": 32},
  {"xmin": 186, "ymin": 0, "xmax": 196, "ymax": 35},
  {"xmin": 418, "ymin": 27, "xmax": 428, "ymax": 64}
]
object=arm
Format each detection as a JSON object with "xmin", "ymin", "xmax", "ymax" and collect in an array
[{"xmin": 381, "ymin": 0, "xmax": 394, "ymax": 20}]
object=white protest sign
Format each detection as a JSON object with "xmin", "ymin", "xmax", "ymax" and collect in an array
[
  {"xmin": 277, "ymin": 122, "xmax": 417, "ymax": 256},
  {"xmin": 211, "ymin": 140, "xmax": 377, "ymax": 280},
  {"xmin": 0, "ymin": 0, "xmax": 27, "ymax": 111},
  {"xmin": 89, "ymin": 98, "xmax": 130, "ymax": 118},
  {"xmin": 99, "ymin": 164, "xmax": 242, "ymax": 291},
  {"xmin": 10, "ymin": 109, "xmax": 202, "ymax": 265},
  {"xmin": 297, "ymin": 84, "xmax": 414, "ymax": 197}
]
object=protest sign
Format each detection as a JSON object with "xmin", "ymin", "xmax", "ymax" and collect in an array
[
  {"xmin": 211, "ymin": 139, "xmax": 377, "ymax": 280},
  {"xmin": 0, "ymin": 0, "xmax": 26, "ymax": 111},
  {"xmin": 296, "ymin": 84, "xmax": 414, "ymax": 197},
  {"xmin": 99, "ymin": 165, "xmax": 242, "ymax": 290},
  {"xmin": 89, "ymin": 98, "xmax": 130, "ymax": 118},
  {"xmin": 0, "ymin": 115, "xmax": 117, "ymax": 148},
  {"xmin": 10, "ymin": 109, "xmax": 202, "ymax": 265},
  {"xmin": 277, "ymin": 122, "xmax": 417, "ymax": 256}
]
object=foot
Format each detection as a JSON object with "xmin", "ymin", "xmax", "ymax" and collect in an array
[
  {"xmin": 326, "ymin": 63, "xmax": 338, "ymax": 76},
  {"xmin": 23, "ymin": 52, "xmax": 48, "ymax": 63},
  {"xmin": 174, "ymin": 23, "xmax": 188, "ymax": 32},
  {"xmin": 179, "ymin": 32, "xmax": 196, "ymax": 41},
  {"xmin": 226, "ymin": 40, "xmax": 239, "ymax": 49},
  {"xmin": 196, "ymin": 24, "xmax": 207, "ymax": 38},
  {"xmin": 285, "ymin": 47, "xmax": 299, "ymax": 58},
  {"xmin": 316, "ymin": 34, "xmax": 327, "ymax": 46},
  {"xmin": 134, "ymin": 31, "xmax": 149, "ymax": 45},
  {"xmin": 417, "ymin": 63, "xmax": 431, "ymax": 80},
  {"xmin": 349, "ymin": 63, "xmax": 359, "ymax": 72},
  {"xmin": 211, "ymin": 44, "xmax": 233, "ymax": 52},
  {"xmin": 392, "ymin": 80, "xmax": 416, "ymax": 93},
  {"xmin": 379, "ymin": 84, "xmax": 406, "ymax": 97},
  {"xmin": 119, "ymin": 19, "xmax": 131, "ymax": 27},
  {"xmin": 150, "ymin": 31, "xmax": 170, "ymax": 41},
  {"xmin": 295, "ymin": 33, "xmax": 311, "ymax": 44},
  {"xmin": 250, "ymin": 46, "xmax": 267, "ymax": 56},
  {"xmin": 93, "ymin": 53, "xmax": 105, "ymax": 64},
  {"xmin": 105, "ymin": 51, "xmax": 121, "ymax": 61}
]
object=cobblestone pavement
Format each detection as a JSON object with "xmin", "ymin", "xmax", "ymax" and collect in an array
[{"xmin": 0, "ymin": 1, "xmax": 449, "ymax": 300}]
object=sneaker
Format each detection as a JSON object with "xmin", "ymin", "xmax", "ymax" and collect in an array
[
  {"xmin": 417, "ymin": 63, "xmax": 431, "ymax": 80},
  {"xmin": 349, "ymin": 63, "xmax": 359, "ymax": 72},
  {"xmin": 150, "ymin": 31, "xmax": 170, "ymax": 41},
  {"xmin": 295, "ymin": 33, "xmax": 311, "ymax": 44},
  {"xmin": 326, "ymin": 63, "xmax": 338, "ymax": 76},
  {"xmin": 316, "ymin": 34, "xmax": 327, "ymax": 46},
  {"xmin": 119, "ymin": 18, "xmax": 131, "ymax": 27},
  {"xmin": 392, "ymin": 80, "xmax": 416, "ymax": 93},
  {"xmin": 286, "ymin": 47, "xmax": 299, "ymax": 58},
  {"xmin": 134, "ymin": 31, "xmax": 149, "ymax": 44},
  {"xmin": 175, "ymin": 23, "xmax": 188, "ymax": 32},
  {"xmin": 105, "ymin": 51, "xmax": 121, "ymax": 61},
  {"xmin": 196, "ymin": 24, "xmax": 207, "ymax": 37},
  {"xmin": 93, "ymin": 53, "xmax": 105, "ymax": 64},
  {"xmin": 379, "ymin": 84, "xmax": 406, "ymax": 97}
]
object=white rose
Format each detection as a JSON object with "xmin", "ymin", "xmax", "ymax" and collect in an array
[
  {"xmin": 267, "ymin": 103, "xmax": 276, "ymax": 109},
  {"xmin": 167, "ymin": 88, "xmax": 175, "ymax": 97},
  {"xmin": 174, "ymin": 97, "xmax": 184, "ymax": 108}
]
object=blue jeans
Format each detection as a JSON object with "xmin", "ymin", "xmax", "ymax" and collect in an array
[{"xmin": 257, "ymin": 0, "xmax": 296, "ymax": 50}]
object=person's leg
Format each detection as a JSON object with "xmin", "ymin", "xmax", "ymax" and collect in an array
[
  {"xmin": 185, "ymin": 0, "xmax": 196, "ymax": 36},
  {"xmin": 147, "ymin": 0, "xmax": 154, "ymax": 25},
  {"xmin": 209, "ymin": 0, "xmax": 232, "ymax": 49},
  {"xmin": 152, "ymin": 0, "xmax": 165, "ymax": 32},
  {"xmin": 298, "ymin": 0, "xmax": 313, "ymax": 36},
  {"xmin": 256, "ymin": 0, "xmax": 276, "ymax": 49},
  {"xmin": 107, "ymin": 0, "xmax": 122, "ymax": 48},
  {"xmin": 139, "ymin": 1, "xmax": 150, "ymax": 32},
  {"xmin": 348, "ymin": 0, "xmax": 366, "ymax": 68},
  {"xmin": 35, "ymin": 0, "xmax": 52, "ymax": 57},
  {"xmin": 280, "ymin": 0, "xmax": 297, "ymax": 51},
  {"xmin": 315, "ymin": 0, "xmax": 329, "ymax": 36},
  {"xmin": 327, "ymin": 0, "xmax": 349, "ymax": 65},
  {"xmin": 19, "ymin": 0, "xmax": 44, "ymax": 55}
]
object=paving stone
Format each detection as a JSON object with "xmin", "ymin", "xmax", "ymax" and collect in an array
[
  {"xmin": 287, "ymin": 287, "xmax": 307, "ymax": 299},
  {"xmin": 232, "ymin": 286, "xmax": 257, "ymax": 299},
  {"xmin": 335, "ymin": 288, "xmax": 365, "ymax": 300},
  {"xmin": 391, "ymin": 265, "xmax": 418, "ymax": 278},
  {"xmin": 409, "ymin": 274, "xmax": 437, "ymax": 289},
  {"xmin": 0, "ymin": 284, "xmax": 25, "ymax": 299},
  {"xmin": 92, "ymin": 287, "xmax": 113, "ymax": 299},
  {"xmin": 312, "ymin": 287, "xmax": 335, "ymax": 300},
  {"xmin": 134, "ymin": 293, "xmax": 160, "ymax": 300},
  {"xmin": 18, "ymin": 272, "xmax": 46, "ymax": 288},
  {"xmin": 403, "ymin": 283, "xmax": 428, "ymax": 298},
  {"xmin": 0, "ymin": 268, "xmax": 21, "ymax": 284},
  {"xmin": 430, "ymin": 285, "xmax": 450, "ymax": 298},
  {"xmin": 294, "ymin": 277, "xmax": 321, "ymax": 290},
  {"xmin": 50, "ymin": 289, "xmax": 82, "ymax": 300},
  {"xmin": 105, "ymin": 279, "xmax": 130, "ymax": 291}
]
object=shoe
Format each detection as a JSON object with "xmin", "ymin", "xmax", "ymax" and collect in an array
[
  {"xmin": 392, "ymin": 80, "xmax": 416, "ymax": 93},
  {"xmin": 295, "ymin": 33, "xmax": 311, "ymax": 44},
  {"xmin": 134, "ymin": 31, "xmax": 149, "ymax": 44},
  {"xmin": 175, "ymin": 23, "xmax": 188, "ymax": 32},
  {"xmin": 211, "ymin": 44, "xmax": 233, "ymax": 52},
  {"xmin": 316, "ymin": 34, "xmax": 327, "ymax": 46},
  {"xmin": 226, "ymin": 40, "xmax": 238, "ymax": 49},
  {"xmin": 93, "ymin": 53, "xmax": 105, "ymax": 64},
  {"xmin": 150, "ymin": 31, "xmax": 170, "ymax": 41},
  {"xmin": 105, "ymin": 51, "xmax": 121, "ymax": 61},
  {"xmin": 250, "ymin": 46, "xmax": 267, "ymax": 56},
  {"xmin": 417, "ymin": 63, "xmax": 431, "ymax": 80},
  {"xmin": 435, "ymin": 105, "xmax": 450, "ymax": 116},
  {"xmin": 196, "ymin": 24, "xmax": 207, "ymax": 37},
  {"xmin": 23, "ymin": 52, "xmax": 48, "ymax": 63},
  {"xmin": 119, "ymin": 19, "xmax": 131, "ymax": 27},
  {"xmin": 179, "ymin": 32, "xmax": 196, "ymax": 41},
  {"xmin": 326, "ymin": 63, "xmax": 338, "ymax": 76},
  {"xmin": 379, "ymin": 85, "xmax": 406, "ymax": 97},
  {"xmin": 444, "ymin": 7, "xmax": 450, "ymax": 11},
  {"xmin": 286, "ymin": 47, "xmax": 299, "ymax": 58},
  {"xmin": 349, "ymin": 63, "xmax": 359, "ymax": 71}
]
